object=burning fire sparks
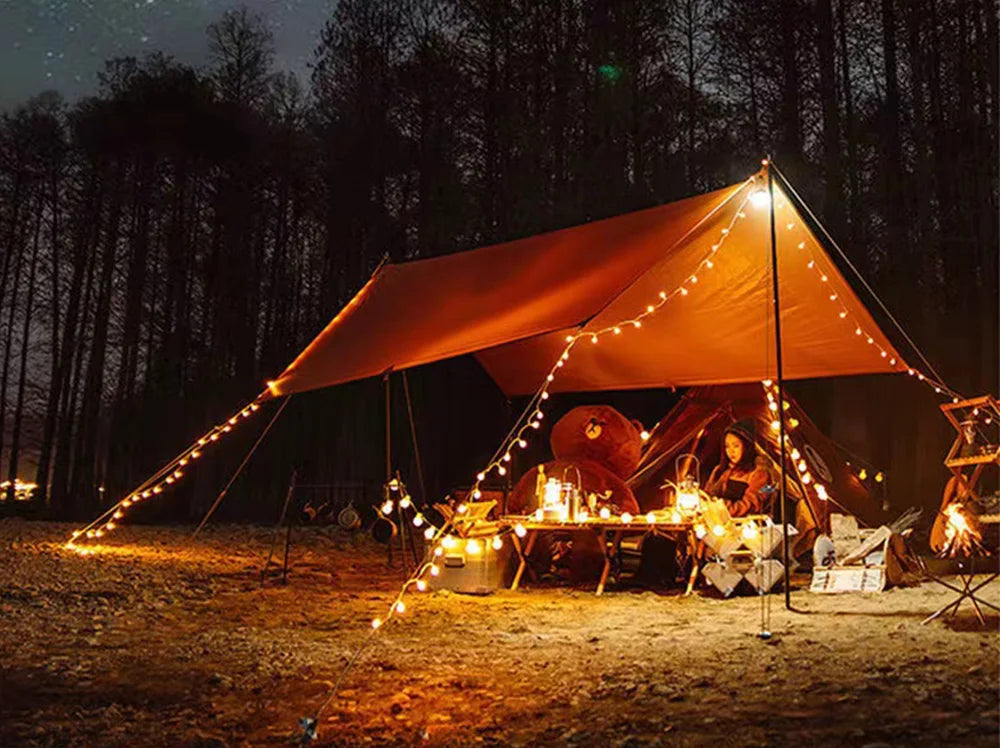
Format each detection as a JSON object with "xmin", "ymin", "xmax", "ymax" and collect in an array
[{"xmin": 940, "ymin": 504, "xmax": 985, "ymax": 557}]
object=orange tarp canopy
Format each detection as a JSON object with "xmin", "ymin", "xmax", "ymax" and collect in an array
[{"xmin": 269, "ymin": 173, "xmax": 906, "ymax": 398}]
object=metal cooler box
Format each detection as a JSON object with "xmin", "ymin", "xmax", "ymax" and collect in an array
[{"xmin": 429, "ymin": 537, "xmax": 515, "ymax": 594}]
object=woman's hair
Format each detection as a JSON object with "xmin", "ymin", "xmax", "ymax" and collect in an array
[{"xmin": 722, "ymin": 430, "xmax": 757, "ymax": 473}]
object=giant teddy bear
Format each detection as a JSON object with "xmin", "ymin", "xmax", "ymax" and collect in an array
[{"xmin": 508, "ymin": 405, "xmax": 643, "ymax": 515}]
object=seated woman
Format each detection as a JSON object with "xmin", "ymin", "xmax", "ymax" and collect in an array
[{"xmin": 705, "ymin": 419, "xmax": 770, "ymax": 517}]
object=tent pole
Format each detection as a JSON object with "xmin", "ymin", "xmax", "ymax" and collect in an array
[
  {"xmin": 384, "ymin": 373, "xmax": 391, "ymax": 483},
  {"xmin": 766, "ymin": 161, "xmax": 792, "ymax": 611}
]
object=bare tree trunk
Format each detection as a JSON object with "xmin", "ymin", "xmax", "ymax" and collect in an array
[
  {"xmin": 816, "ymin": 0, "xmax": 844, "ymax": 234},
  {"xmin": 6, "ymin": 202, "xmax": 41, "ymax": 500}
]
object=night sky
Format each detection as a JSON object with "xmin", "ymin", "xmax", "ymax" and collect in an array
[{"xmin": 0, "ymin": 0, "xmax": 334, "ymax": 110}]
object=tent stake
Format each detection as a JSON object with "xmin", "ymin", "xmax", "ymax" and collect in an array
[{"xmin": 766, "ymin": 161, "xmax": 793, "ymax": 612}]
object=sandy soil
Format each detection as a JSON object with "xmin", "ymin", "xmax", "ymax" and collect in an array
[{"xmin": 0, "ymin": 518, "xmax": 997, "ymax": 747}]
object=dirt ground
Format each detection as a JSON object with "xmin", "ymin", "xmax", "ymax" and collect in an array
[{"xmin": 1, "ymin": 518, "xmax": 997, "ymax": 747}]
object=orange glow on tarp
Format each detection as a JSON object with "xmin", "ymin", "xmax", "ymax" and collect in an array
[{"xmin": 267, "ymin": 176, "xmax": 905, "ymax": 398}]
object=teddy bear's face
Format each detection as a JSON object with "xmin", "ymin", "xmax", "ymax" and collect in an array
[{"xmin": 550, "ymin": 405, "xmax": 643, "ymax": 480}]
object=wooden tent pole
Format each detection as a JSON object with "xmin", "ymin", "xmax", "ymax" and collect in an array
[{"xmin": 766, "ymin": 160, "xmax": 793, "ymax": 611}]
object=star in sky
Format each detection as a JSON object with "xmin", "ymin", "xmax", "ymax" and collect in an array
[{"xmin": 0, "ymin": 0, "xmax": 334, "ymax": 110}]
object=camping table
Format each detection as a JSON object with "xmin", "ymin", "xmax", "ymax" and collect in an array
[
  {"xmin": 921, "ymin": 514, "xmax": 1000, "ymax": 627},
  {"xmin": 501, "ymin": 516, "xmax": 695, "ymax": 595}
]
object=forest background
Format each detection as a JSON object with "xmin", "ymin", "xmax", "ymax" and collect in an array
[{"xmin": 0, "ymin": 0, "xmax": 996, "ymax": 530}]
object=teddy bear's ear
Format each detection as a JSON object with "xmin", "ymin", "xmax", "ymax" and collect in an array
[{"xmin": 630, "ymin": 419, "xmax": 644, "ymax": 435}]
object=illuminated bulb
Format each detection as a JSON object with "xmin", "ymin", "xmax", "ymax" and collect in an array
[
  {"xmin": 789, "ymin": 418, "xmax": 799, "ymax": 429},
  {"xmin": 534, "ymin": 508, "xmax": 544, "ymax": 521},
  {"xmin": 105, "ymin": 522, "xmax": 115, "ymax": 531},
  {"xmin": 399, "ymin": 496, "xmax": 411, "ymax": 509},
  {"xmin": 721, "ymin": 228, "xmax": 729, "ymax": 235},
  {"xmin": 113, "ymin": 511, "xmax": 123, "ymax": 520},
  {"xmin": 514, "ymin": 523, "xmax": 526, "ymax": 538},
  {"xmin": 223, "ymin": 425, "xmax": 232, "ymax": 433},
  {"xmin": 165, "ymin": 476, "xmax": 175, "ymax": 484},
  {"xmin": 680, "ymin": 287, "xmax": 689, "ymax": 296},
  {"xmin": 797, "ymin": 241, "xmax": 805, "ymax": 249},
  {"xmin": 889, "ymin": 358, "xmax": 896, "ymax": 365},
  {"xmin": 241, "ymin": 409, "xmax": 250, "ymax": 418},
  {"xmin": 786, "ymin": 223, "xmax": 794, "ymax": 230},
  {"xmin": 640, "ymin": 430, "xmax": 650, "ymax": 441},
  {"xmin": 671, "ymin": 511, "xmax": 681, "ymax": 523},
  {"xmin": 798, "ymin": 460, "xmax": 808, "ymax": 472},
  {"xmin": 424, "ymin": 527, "xmax": 435, "ymax": 540},
  {"xmin": 815, "ymin": 484, "xmax": 829, "ymax": 501},
  {"xmin": 492, "ymin": 536, "xmax": 503, "ymax": 550},
  {"xmin": 228, "ymin": 417, "xmax": 237, "ymax": 425},
  {"xmin": 599, "ymin": 507, "xmax": 611, "ymax": 520},
  {"xmin": 143, "ymin": 490, "xmax": 152, "ymax": 497},
  {"xmin": 645, "ymin": 512, "xmax": 656, "ymax": 524},
  {"xmin": 198, "ymin": 438, "xmax": 207, "ymax": 446},
  {"xmin": 191, "ymin": 450, "xmax": 201, "ymax": 459},
  {"xmin": 738, "ymin": 211, "xmax": 746, "ymax": 218},
  {"xmin": 839, "ymin": 311, "xmax": 847, "ymax": 319},
  {"xmin": 801, "ymin": 474, "xmax": 812, "ymax": 484},
  {"xmin": 210, "ymin": 434, "xmax": 219, "ymax": 441},
  {"xmin": 829, "ymin": 294, "xmax": 837, "ymax": 301},
  {"xmin": 535, "ymin": 411, "xmax": 544, "ymax": 420},
  {"xmin": 783, "ymin": 401, "xmax": 790, "ymax": 411},
  {"xmin": 504, "ymin": 453, "xmax": 512, "ymax": 462},
  {"xmin": 473, "ymin": 489, "xmax": 482, "ymax": 499},
  {"xmin": 858, "ymin": 469, "xmax": 868, "ymax": 481},
  {"xmin": 531, "ymin": 421, "xmax": 541, "ymax": 429},
  {"xmin": 465, "ymin": 539, "xmax": 482, "ymax": 555},
  {"xmin": 621, "ymin": 512, "xmax": 633, "ymax": 524},
  {"xmin": 556, "ymin": 360, "xmax": 564, "ymax": 368},
  {"xmin": 633, "ymin": 321, "xmax": 641, "ymax": 328},
  {"xmin": 541, "ymin": 391, "xmax": 550, "ymax": 400},
  {"xmin": 442, "ymin": 535, "xmax": 456, "ymax": 549},
  {"xmin": 866, "ymin": 337, "xmax": 874, "ymax": 345},
  {"xmin": 821, "ymin": 275, "xmax": 828, "ymax": 282},
  {"xmin": 413, "ymin": 515, "xmax": 424, "ymax": 527},
  {"xmin": 457, "ymin": 504, "xmax": 468, "ymax": 514},
  {"xmin": 855, "ymin": 328, "xmax": 862, "ymax": 336},
  {"xmin": 591, "ymin": 335, "xmax": 598, "ymax": 344},
  {"xmin": 659, "ymin": 291, "xmax": 667, "ymax": 299},
  {"xmin": 547, "ymin": 375, "xmax": 554, "ymax": 382},
  {"xmin": 880, "ymin": 351, "xmax": 887, "ymax": 358},
  {"xmin": 518, "ymin": 439, "xmax": 527, "ymax": 448},
  {"xmin": 646, "ymin": 305, "xmax": 654, "ymax": 313},
  {"xmin": 122, "ymin": 500, "xmax": 132, "ymax": 508},
  {"xmin": 477, "ymin": 472, "xmax": 485, "ymax": 481},
  {"xmin": 416, "ymin": 580, "xmax": 427, "ymax": 591},
  {"xmin": 430, "ymin": 564, "xmax": 440, "ymax": 576},
  {"xmin": 173, "ymin": 470, "xmax": 183, "ymax": 479},
  {"xmin": 770, "ymin": 420, "xmax": 780, "ymax": 431},
  {"xmin": 874, "ymin": 472, "xmax": 884, "ymax": 483},
  {"xmin": 372, "ymin": 618, "xmax": 382, "ymax": 629},
  {"xmin": 742, "ymin": 524, "xmax": 758, "ymax": 540},
  {"xmin": 706, "ymin": 260, "xmax": 713, "ymax": 268},
  {"xmin": 807, "ymin": 260, "xmax": 815, "ymax": 269},
  {"xmin": 769, "ymin": 401, "xmax": 778, "ymax": 412},
  {"xmin": 497, "ymin": 466, "xmax": 506, "ymax": 476},
  {"xmin": 690, "ymin": 276, "xmax": 698, "ymax": 284},
  {"xmin": 250, "ymin": 404, "xmax": 259, "ymax": 411},
  {"xmin": 434, "ymin": 546, "xmax": 443, "ymax": 557},
  {"xmin": 87, "ymin": 530, "xmax": 96, "ymax": 539},
  {"xmin": 762, "ymin": 379, "xmax": 773, "ymax": 387},
  {"xmin": 614, "ymin": 327, "xmax": 621, "ymax": 335},
  {"xmin": 790, "ymin": 449, "xmax": 801, "ymax": 461},
  {"xmin": 179, "ymin": 458, "xmax": 188, "ymax": 467},
  {"xmin": 565, "ymin": 335, "xmax": 574, "ymax": 342},
  {"xmin": 712, "ymin": 524, "xmax": 726, "ymax": 537},
  {"xmin": 695, "ymin": 525, "xmax": 707, "ymax": 539},
  {"xmin": 395, "ymin": 601, "xmax": 405, "ymax": 614},
  {"xmin": 381, "ymin": 500, "xmax": 394, "ymax": 515},
  {"xmin": 561, "ymin": 351, "xmax": 570, "ymax": 361}
]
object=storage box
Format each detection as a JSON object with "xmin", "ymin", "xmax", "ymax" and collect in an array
[{"xmin": 428, "ymin": 540, "xmax": 515, "ymax": 594}]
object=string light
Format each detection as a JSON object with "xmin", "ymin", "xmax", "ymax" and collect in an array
[
  {"xmin": 66, "ymin": 394, "xmax": 269, "ymax": 551},
  {"xmin": 788, "ymin": 210, "xmax": 963, "ymax": 401}
]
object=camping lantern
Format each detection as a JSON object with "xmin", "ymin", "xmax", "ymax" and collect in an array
[{"xmin": 674, "ymin": 454, "xmax": 703, "ymax": 516}]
